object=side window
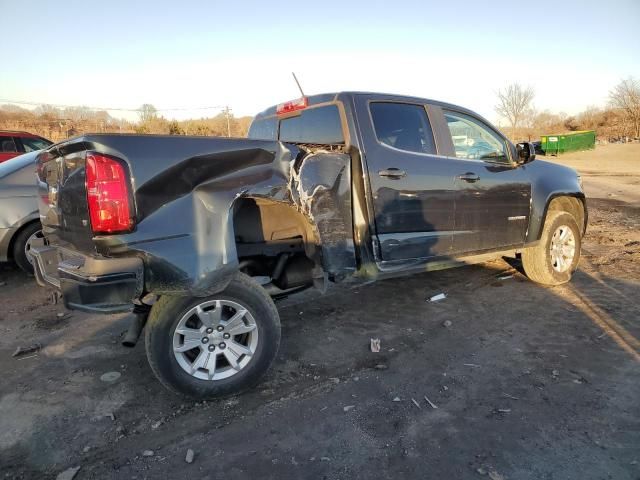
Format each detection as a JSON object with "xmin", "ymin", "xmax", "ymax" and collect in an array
[
  {"xmin": 0, "ymin": 137, "xmax": 18, "ymax": 152},
  {"xmin": 370, "ymin": 102, "xmax": 435, "ymax": 154},
  {"xmin": 444, "ymin": 111, "xmax": 509, "ymax": 163},
  {"xmin": 21, "ymin": 137, "xmax": 52, "ymax": 152}
]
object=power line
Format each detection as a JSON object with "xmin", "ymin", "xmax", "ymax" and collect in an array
[{"xmin": 0, "ymin": 98, "xmax": 228, "ymax": 113}]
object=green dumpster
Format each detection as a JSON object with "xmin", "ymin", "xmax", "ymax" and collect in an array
[{"xmin": 540, "ymin": 130, "xmax": 596, "ymax": 155}]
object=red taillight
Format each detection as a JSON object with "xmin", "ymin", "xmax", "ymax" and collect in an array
[
  {"xmin": 85, "ymin": 152, "xmax": 133, "ymax": 234},
  {"xmin": 276, "ymin": 96, "xmax": 308, "ymax": 115}
]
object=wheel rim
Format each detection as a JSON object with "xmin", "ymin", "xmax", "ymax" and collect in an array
[
  {"xmin": 550, "ymin": 225, "xmax": 576, "ymax": 273},
  {"xmin": 24, "ymin": 230, "xmax": 46, "ymax": 265},
  {"xmin": 172, "ymin": 299, "xmax": 259, "ymax": 381}
]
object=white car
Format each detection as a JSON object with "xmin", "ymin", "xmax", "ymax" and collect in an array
[{"xmin": 0, "ymin": 151, "xmax": 45, "ymax": 273}]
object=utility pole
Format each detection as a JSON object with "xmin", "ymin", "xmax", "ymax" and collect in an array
[{"xmin": 222, "ymin": 106, "xmax": 232, "ymax": 137}]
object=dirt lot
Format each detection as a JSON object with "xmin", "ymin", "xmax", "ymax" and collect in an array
[{"xmin": 1, "ymin": 145, "xmax": 639, "ymax": 480}]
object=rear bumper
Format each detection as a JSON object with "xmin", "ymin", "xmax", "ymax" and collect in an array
[{"xmin": 30, "ymin": 245, "xmax": 144, "ymax": 313}]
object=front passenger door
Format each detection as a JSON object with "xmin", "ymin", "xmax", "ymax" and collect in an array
[{"xmin": 440, "ymin": 110, "xmax": 532, "ymax": 253}]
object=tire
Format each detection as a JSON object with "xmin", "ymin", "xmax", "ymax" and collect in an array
[
  {"xmin": 144, "ymin": 272, "xmax": 281, "ymax": 398},
  {"xmin": 522, "ymin": 210, "xmax": 581, "ymax": 286},
  {"xmin": 12, "ymin": 222, "xmax": 44, "ymax": 274}
]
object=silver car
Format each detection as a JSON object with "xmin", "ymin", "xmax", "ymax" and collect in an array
[{"xmin": 0, "ymin": 151, "xmax": 45, "ymax": 273}]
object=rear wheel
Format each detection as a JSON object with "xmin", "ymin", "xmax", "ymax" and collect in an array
[
  {"xmin": 12, "ymin": 222, "xmax": 45, "ymax": 274},
  {"xmin": 522, "ymin": 211, "xmax": 581, "ymax": 286},
  {"xmin": 145, "ymin": 273, "xmax": 280, "ymax": 398}
]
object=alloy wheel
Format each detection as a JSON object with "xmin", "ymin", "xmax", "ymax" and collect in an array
[{"xmin": 172, "ymin": 299, "xmax": 259, "ymax": 381}]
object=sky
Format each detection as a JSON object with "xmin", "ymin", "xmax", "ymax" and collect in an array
[{"xmin": 1, "ymin": 0, "xmax": 639, "ymax": 124}]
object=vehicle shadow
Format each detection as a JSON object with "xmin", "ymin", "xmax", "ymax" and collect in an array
[{"xmin": 1, "ymin": 257, "xmax": 639, "ymax": 478}]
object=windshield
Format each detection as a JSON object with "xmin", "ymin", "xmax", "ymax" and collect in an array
[{"xmin": 0, "ymin": 151, "xmax": 39, "ymax": 179}]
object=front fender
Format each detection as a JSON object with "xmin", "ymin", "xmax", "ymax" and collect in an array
[{"xmin": 525, "ymin": 160, "xmax": 586, "ymax": 242}]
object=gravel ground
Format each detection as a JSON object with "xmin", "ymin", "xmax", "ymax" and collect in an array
[{"xmin": 1, "ymin": 145, "xmax": 639, "ymax": 480}]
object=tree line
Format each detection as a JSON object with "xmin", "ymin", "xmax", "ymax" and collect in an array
[
  {"xmin": 495, "ymin": 77, "xmax": 640, "ymax": 142},
  {"xmin": 0, "ymin": 103, "xmax": 253, "ymax": 142},
  {"xmin": 2, "ymin": 77, "xmax": 639, "ymax": 143}
]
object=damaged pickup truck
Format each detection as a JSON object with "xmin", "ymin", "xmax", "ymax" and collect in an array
[{"xmin": 32, "ymin": 92, "xmax": 587, "ymax": 398}]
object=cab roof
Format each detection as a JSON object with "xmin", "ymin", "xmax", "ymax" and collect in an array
[{"xmin": 252, "ymin": 91, "xmax": 476, "ymax": 120}]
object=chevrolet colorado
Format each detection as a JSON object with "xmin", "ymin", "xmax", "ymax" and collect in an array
[{"xmin": 31, "ymin": 92, "xmax": 586, "ymax": 398}]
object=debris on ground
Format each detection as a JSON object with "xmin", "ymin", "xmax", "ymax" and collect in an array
[
  {"xmin": 370, "ymin": 338, "xmax": 381, "ymax": 352},
  {"xmin": 105, "ymin": 413, "xmax": 115, "ymax": 421},
  {"xmin": 488, "ymin": 470, "xmax": 505, "ymax": 480},
  {"xmin": 476, "ymin": 467, "xmax": 488, "ymax": 475},
  {"xmin": 464, "ymin": 363, "xmax": 481, "ymax": 368},
  {"xmin": 374, "ymin": 364, "xmax": 388, "ymax": 370},
  {"xmin": 12, "ymin": 343, "xmax": 42, "ymax": 358},
  {"xmin": 424, "ymin": 395, "xmax": 438, "ymax": 409},
  {"xmin": 428, "ymin": 293, "xmax": 447, "ymax": 302},
  {"xmin": 343, "ymin": 405, "xmax": 355, "ymax": 412},
  {"xmin": 392, "ymin": 397, "xmax": 401, "ymax": 402},
  {"xmin": 496, "ymin": 408, "xmax": 511, "ymax": 414},
  {"xmin": 320, "ymin": 457, "xmax": 331, "ymax": 462},
  {"xmin": 185, "ymin": 449, "xmax": 195, "ymax": 464},
  {"xmin": 100, "ymin": 371, "xmax": 122, "ymax": 382},
  {"xmin": 56, "ymin": 466, "xmax": 80, "ymax": 480},
  {"xmin": 552, "ymin": 369, "xmax": 560, "ymax": 377},
  {"xmin": 151, "ymin": 419, "xmax": 164, "ymax": 430},
  {"xmin": 82, "ymin": 446, "xmax": 91, "ymax": 453},
  {"xmin": 442, "ymin": 320, "xmax": 453, "ymax": 328},
  {"xmin": 142, "ymin": 450, "xmax": 154, "ymax": 457},
  {"xmin": 411, "ymin": 398, "xmax": 421, "ymax": 409},
  {"xmin": 497, "ymin": 274, "xmax": 513, "ymax": 280}
]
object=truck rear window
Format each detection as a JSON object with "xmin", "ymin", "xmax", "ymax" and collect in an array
[
  {"xmin": 279, "ymin": 105, "xmax": 344, "ymax": 145},
  {"xmin": 248, "ymin": 104, "xmax": 344, "ymax": 145}
]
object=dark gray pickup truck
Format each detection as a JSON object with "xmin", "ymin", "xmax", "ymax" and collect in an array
[{"xmin": 32, "ymin": 92, "xmax": 587, "ymax": 398}]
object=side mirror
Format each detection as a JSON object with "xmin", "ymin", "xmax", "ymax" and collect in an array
[{"xmin": 516, "ymin": 142, "xmax": 536, "ymax": 164}]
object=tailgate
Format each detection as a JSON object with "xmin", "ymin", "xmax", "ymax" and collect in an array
[{"xmin": 37, "ymin": 141, "xmax": 103, "ymax": 253}]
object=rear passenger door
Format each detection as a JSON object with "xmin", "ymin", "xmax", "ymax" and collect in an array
[{"xmin": 355, "ymin": 96, "xmax": 463, "ymax": 261}]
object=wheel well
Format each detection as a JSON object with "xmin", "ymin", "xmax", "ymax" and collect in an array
[
  {"xmin": 232, "ymin": 198, "xmax": 319, "ymax": 291},
  {"xmin": 6, "ymin": 219, "xmax": 40, "ymax": 261},
  {"xmin": 546, "ymin": 196, "xmax": 586, "ymax": 234}
]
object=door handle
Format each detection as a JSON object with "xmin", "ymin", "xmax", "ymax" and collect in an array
[
  {"xmin": 379, "ymin": 168, "xmax": 407, "ymax": 179},
  {"xmin": 457, "ymin": 172, "xmax": 480, "ymax": 183}
]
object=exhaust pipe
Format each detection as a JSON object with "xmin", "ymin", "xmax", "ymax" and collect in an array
[{"xmin": 122, "ymin": 304, "xmax": 151, "ymax": 348}]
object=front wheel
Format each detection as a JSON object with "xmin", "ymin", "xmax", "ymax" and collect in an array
[
  {"xmin": 144, "ymin": 273, "xmax": 281, "ymax": 398},
  {"xmin": 521, "ymin": 210, "xmax": 582, "ymax": 286}
]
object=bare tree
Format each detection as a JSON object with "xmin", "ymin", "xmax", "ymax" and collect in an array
[
  {"xmin": 138, "ymin": 104, "xmax": 158, "ymax": 123},
  {"xmin": 577, "ymin": 106, "xmax": 603, "ymax": 131},
  {"xmin": 609, "ymin": 77, "xmax": 640, "ymax": 137},
  {"xmin": 495, "ymin": 83, "xmax": 535, "ymax": 139}
]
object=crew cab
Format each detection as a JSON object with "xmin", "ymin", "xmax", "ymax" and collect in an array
[{"xmin": 31, "ymin": 92, "xmax": 587, "ymax": 398}]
